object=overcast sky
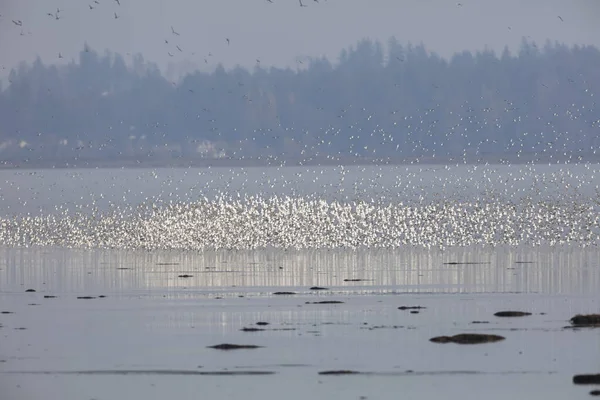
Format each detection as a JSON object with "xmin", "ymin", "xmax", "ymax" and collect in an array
[{"xmin": 1, "ymin": 0, "xmax": 599, "ymax": 80}]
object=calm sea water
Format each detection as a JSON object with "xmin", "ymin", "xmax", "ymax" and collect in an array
[{"xmin": 0, "ymin": 164, "xmax": 599, "ymax": 399}]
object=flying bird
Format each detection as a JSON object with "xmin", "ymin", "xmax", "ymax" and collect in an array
[
  {"xmin": 115, "ymin": 0, "xmax": 120, "ymax": 5},
  {"xmin": 12, "ymin": 19, "xmax": 23, "ymax": 26},
  {"xmin": 299, "ymin": 0, "xmax": 307, "ymax": 6},
  {"xmin": 89, "ymin": 5, "xmax": 94, "ymax": 9},
  {"xmin": 168, "ymin": 52, "xmax": 174, "ymax": 57},
  {"xmin": 226, "ymin": 38, "xmax": 230, "ymax": 45},
  {"xmin": 171, "ymin": 26, "xmax": 180, "ymax": 36},
  {"xmin": 558, "ymin": 15, "xmax": 564, "ymax": 22},
  {"xmin": 58, "ymin": 52, "xmax": 63, "ymax": 58},
  {"xmin": 176, "ymin": 45, "xmax": 183, "ymax": 52},
  {"xmin": 114, "ymin": 12, "xmax": 119, "ymax": 19}
]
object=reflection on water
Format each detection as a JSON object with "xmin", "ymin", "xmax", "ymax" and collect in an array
[{"xmin": 1, "ymin": 245, "xmax": 598, "ymax": 295}]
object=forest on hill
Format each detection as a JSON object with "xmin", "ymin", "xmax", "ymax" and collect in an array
[{"xmin": 1, "ymin": 37, "xmax": 599, "ymax": 166}]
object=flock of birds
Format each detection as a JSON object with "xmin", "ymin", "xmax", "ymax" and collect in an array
[{"xmin": 0, "ymin": 182, "xmax": 598, "ymax": 251}]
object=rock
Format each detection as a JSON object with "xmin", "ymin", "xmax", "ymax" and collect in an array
[
  {"xmin": 430, "ymin": 333, "xmax": 505, "ymax": 344},
  {"xmin": 318, "ymin": 370, "xmax": 361, "ymax": 375},
  {"xmin": 570, "ymin": 314, "xmax": 600, "ymax": 326},
  {"xmin": 256, "ymin": 322, "xmax": 270, "ymax": 326},
  {"xmin": 573, "ymin": 374, "xmax": 600, "ymax": 384},
  {"xmin": 590, "ymin": 390, "xmax": 600, "ymax": 396},
  {"xmin": 25, "ymin": 289, "xmax": 36, "ymax": 293},
  {"xmin": 398, "ymin": 306, "xmax": 426, "ymax": 310},
  {"xmin": 208, "ymin": 344, "xmax": 263, "ymax": 350},
  {"xmin": 494, "ymin": 311, "xmax": 532, "ymax": 317},
  {"xmin": 305, "ymin": 301, "xmax": 345, "ymax": 304},
  {"xmin": 273, "ymin": 292, "xmax": 296, "ymax": 295},
  {"xmin": 309, "ymin": 287, "xmax": 329, "ymax": 290}
]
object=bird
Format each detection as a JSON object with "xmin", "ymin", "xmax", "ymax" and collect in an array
[
  {"xmin": 89, "ymin": 4, "xmax": 94, "ymax": 10},
  {"xmin": 226, "ymin": 38, "xmax": 230, "ymax": 45},
  {"xmin": 114, "ymin": 12, "xmax": 119, "ymax": 19},
  {"xmin": 299, "ymin": 0, "xmax": 307, "ymax": 6},
  {"xmin": 47, "ymin": 12, "xmax": 55, "ymax": 17},
  {"xmin": 266, "ymin": 0, "xmax": 273, "ymax": 3},
  {"xmin": 176, "ymin": 45, "xmax": 183, "ymax": 52},
  {"xmin": 171, "ymin": 26, "xmax": 180, "ymax": 36},
  {"xmin": 115, "ymin": 0, "xmax": 120, "ymax": 5},
  {"xmin": 168, "ymin": 52, "xmax": 174, "ymax": 57},
  {"xmin": 12, "ymin": 19, "xmax": 23, "ymax": 26},
  {"xmin": 58, "ymin": 52, "xmax": 63, "ymax": 58},
  {"xmin": 558, "ymin": 15, "xmax": 563, "ymax": 22}
]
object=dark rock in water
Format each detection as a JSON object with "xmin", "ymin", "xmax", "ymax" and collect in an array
[
  {"xmin": 318, "ymin": 370, "xmax": 361, "ymax": 375},
  {"xmin": 410, "ymin": 310, "xmax": 420, "ymax": 314},
  {"xmin": 570, "ymin": 314, "xmax": 600, "ymax": 326},
  {"xmin": 494, "ymin": 311, "xmax": 532, "ymax": 317},
  {"xmin": 256, "ymin": 322, "xmax": 270, "ymax": 326},
  {"xmin": 208, "ymin": 344, "xmax": 263, "ymax": 350},
  {"xmin": 305, "ymin": 301, "xmax": 345, "ymax": 304},
  {"xmin": 241, "ymin": 327, "xmax": 266, "ymax": 332},
  {"xmin": 310, "ymin": 287, "xmax": 329, "ymax": 290},
  {"xmin": 398, "ymin": 306, "xmax": 426, "ymax": 310},
  {"xmin": 590, "ymin": 390, "xmax": 600, "ymax": 396},
  {"xmin": 77, "ymin": 296, "xmax": 96, "ymax": 300},
  {"xmin": 573, "ymin": 374, "xmax": 600, "ymax": 384},
  {"xmin": 273, "ymin": 292, "xmax": 296, "ymax": 295},
  {"xmin": 471, "ymin": 321, "xmax": 490, "ymax": 324},
  {"xmin": 178, "ymin": 274, "xmax": 193, "ymax": 278},
  {"xmin": 25, "ymin": 289, "xmax": 36, "ymax": 293},
  {"xmin": 44, "ymin": 296, "xmax": 57, "ymax": 299},
  {"xmin": 430, "ymin": 334, "xmax": 505, "ymax": 344}
]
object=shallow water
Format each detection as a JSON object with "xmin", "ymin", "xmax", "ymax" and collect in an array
[{"xmin": 1, "ymin": 245, "xmax": 599, "ymax": 400}]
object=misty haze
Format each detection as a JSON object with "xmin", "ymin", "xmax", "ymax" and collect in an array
[{"xmin": 1, "ymin": 2, "xmax": 600, "ymax": 400}]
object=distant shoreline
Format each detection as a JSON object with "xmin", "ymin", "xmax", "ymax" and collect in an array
[{"xmin": 1, "ymin": 154, "xmax": 599, "ymax": 170}]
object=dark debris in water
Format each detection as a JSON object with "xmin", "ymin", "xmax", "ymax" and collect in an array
[
  {"xmin": 430, "ymin": 334, "xmax": 505, "ymax": 344},
  {"xmin": 319, "ymin": 370, "xmax": 362, "ymax": 375},
  {"xmin": 208, "ymin": 344, "xmax": 263, "ymax": 350},
  {"xmin": 573, "ymin": 374, "xmax": 600, "ymax": 385},
  {"xmin": 494, "ymin": 311, "xmax": 532, "ymax": 317},
  {"xmin": 570, "ymin": 314, "xmax": 600, "ymax": 327}
]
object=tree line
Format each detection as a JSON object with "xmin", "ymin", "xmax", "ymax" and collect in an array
[{"xmin": 1, "ymin": 37, "xmax": 599, "ymax": 166}]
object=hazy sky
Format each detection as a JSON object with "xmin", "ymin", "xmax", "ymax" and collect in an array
[{"xmin": 1, "ymin": 0, "xmax": 599, "ymax": 79}]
